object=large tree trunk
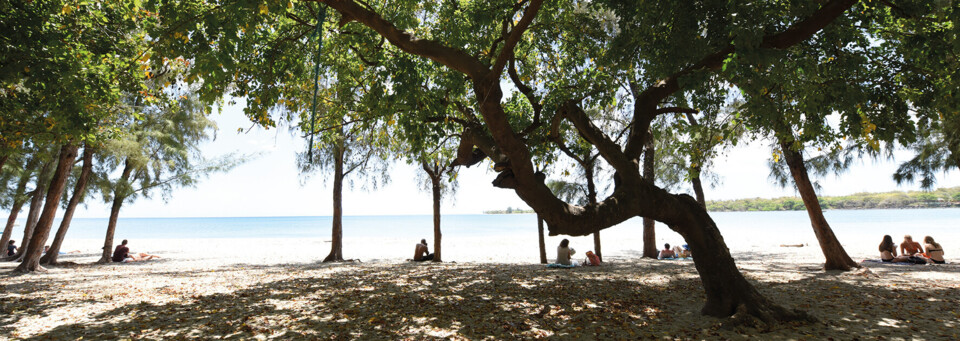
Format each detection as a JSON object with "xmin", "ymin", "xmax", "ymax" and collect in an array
[
  {"xmin": 0, "ymin": 159, "xmax": 37, "ymax": 257},
  {"xmin": 16, "ymin": 144, "xmax": 79, "ymax": 273},
  {"xmin": 537, "ymin": 215, "xmax": 547, "ymax": 264},
  {"xmin": 41, "ymin": 146, "xmax": 94, "ymax": 265},
  {"xmin": 430, "ymin": 167, "xmax": 442, "ymax": 262},
  {"xmin": 641, "ymin": 134, "xmax": 658, "ymax": 258},
  {"xmin": 10, "ymin": 160, "xmax": 54, "ymax": 261},
  {"xmin": 98, "ymin": 159, "xmax": 134, "ymax": 264},
  {"xmin": 667, "ymin": 194, "xmax": 811, "ymax": 322},
  {"xmin": 322, "ymin": 143, "xmax": 345, "ymax": 262},
  {"xmin": 780, "ymin": 142, "xmax": 859, "ymax": 271}
]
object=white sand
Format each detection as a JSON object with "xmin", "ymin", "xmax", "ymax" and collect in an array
[{"xmin": 1, "ymin": 229, "xmax": 958, "ymax": 339}]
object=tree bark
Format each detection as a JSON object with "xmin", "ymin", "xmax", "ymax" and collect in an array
[
  {"xmin": 0, "ymin": 154, "xmax": 7, "ymax": 171},
  {"xmin": 430, "ymin": 166, "xmax": 443, "ymax": 262},
  {"xmin": 10, "ymin": 160, "xmax": 54, "ymax": 261},
  {"xmin": 537, "ymin": 215, "xmax": 547, "ymax": 264},
  {"xmin": 0, "ymin": 158, "xmax": 37, "ymax": 257},
  {"xmin": 641, "ymin": 134, "xmax": 658, "ymax": 258},
  {"xmin": 585, "ymin": 166, "xmax": 601, "ymax": 262},
  {"xmin": 16, "ymin": 144, "xmax": 79, "ymax": 273},
  {"xmin": 780, "ymin": 142, "xmax": 859, "ymax": 271},
  {"xmin": 41, "ymin": 146, "xmax": 94, "ymax": 265},
  {"xmin": 322, "ymin": 142, "xmax": 345, "ymax": 262},
  {"xmin": 691, "ymin": 175, "xmax": 706, "ymax": 208},
  {"xmin": 98, "ymin": 159, "xmax": 134, "ymax": 264}
]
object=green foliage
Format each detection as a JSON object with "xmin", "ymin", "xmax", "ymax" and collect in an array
[{"xmin": 707, "ymin": 187, "xmax": 960, "ymax": 212}]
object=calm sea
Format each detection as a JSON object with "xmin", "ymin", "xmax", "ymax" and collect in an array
[{"xmin": 23, "ymin": 208, "xmax": 960, "ymax": 245}]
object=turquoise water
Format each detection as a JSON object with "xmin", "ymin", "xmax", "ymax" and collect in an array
[{"xmin": 22, "ymin": 208, "xmax": 960, "ymax": 243}]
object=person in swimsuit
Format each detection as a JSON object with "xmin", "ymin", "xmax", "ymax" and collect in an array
[
  {"xmin": 900, "ymin": 235, "xmax": 923, "ymax": 256},
  {"xmin": 923, "ymin": 236, "xmax": 946, "ymax": 264},
  {"xmin": 879, "ymin": 235, "xmax": 898, "ymax": 262},
  {"xmin": 658, "ymin": 243, "xmax": 677, "ymax": 259}
]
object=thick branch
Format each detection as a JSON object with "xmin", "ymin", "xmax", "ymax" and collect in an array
[
  {"xmin": 490, "ymin": 0, "xmax": 544, "ymax": 77},
  {"xmin": 320, "ymin": 0, "xmax": 487, "ymax": 78}
]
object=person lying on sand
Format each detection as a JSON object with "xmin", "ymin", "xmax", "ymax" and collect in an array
[
  {"xmin": 658, "ymin": 243, "xmax": 677, "ymax": 259},
  {"xmin": 44, "ymin": 245, "xmax": 81, "ymax": 255},
  {"xmin": 901, "ymin": 235, "xmax": 923, "ymax": 256},
  {"xmin": 557, "ymin": 239, "xmax": 577, "ymax": 266},
  {"xmin": 413, "ymin": 239, "xmax": 434, "ymax": 261},
  {"xmin": 923, "ymin": 236, "xmax": 946, "ymax": 264},
  {"xmin": 112, "ymin": 239, "xmax": 160, "ymax": 263},
  {"xmin": 673, "ymin": 244, "xmax": 692, "ymax": 258}
]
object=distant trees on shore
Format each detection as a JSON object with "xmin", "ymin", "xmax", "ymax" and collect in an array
[{"xmin": 707, "ymin": 187, "xmax": 960, "ymax": 212}]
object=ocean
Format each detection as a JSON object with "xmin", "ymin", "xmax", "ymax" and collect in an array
[{"xmin": 24, "ymin": 208, "xmax": 960, "ymax": 246}]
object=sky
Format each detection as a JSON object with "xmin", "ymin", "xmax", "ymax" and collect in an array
[{"xmin": 69, "ymin": 102, "xmax": 959, "ymax": 218}]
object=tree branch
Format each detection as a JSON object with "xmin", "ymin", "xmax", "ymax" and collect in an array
[
  {"xmin": 491, "ymin": 0, "xmax": 544, "ymax": 77},
  {"xmin": 319, "ymin": 0, "xmax": 487, "ymax": 78}
]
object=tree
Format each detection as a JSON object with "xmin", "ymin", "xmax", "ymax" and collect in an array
[
  {"xmin": 15, "ymin": 145, "xmax": 78, "ymax": 272},
  {"xmin": 151, "ymin": 0, "xmax": 958, "ymax": 322},
  {"xmin": 0, "ymin": 154, "xmax": 42, "ymax": 256},
  {"xmin": 419, "ymin": 160, "xmax": 458, "ymax": 262},
  {"xmin": 40, "ymin": 145, "xmax": 95, "ymax": 265},
  {"xmin": 6, "ymin": 157, "xmax": 54, "ymax": 262},
  {"xmin": 96, "ymin": 92, "xmax": 228, "ymax": 264}
]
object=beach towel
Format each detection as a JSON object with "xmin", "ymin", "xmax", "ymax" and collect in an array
[
  {"xmin": 861, "ymin": 259, "xmax": 922, "ymax": 265},
  {"xmin": 658, "ymin": 257, "xmax": 693, "ymax": 261},
  {"xmin": 547, "ymin": 263, "xmax": 576, "ymax": 268}
]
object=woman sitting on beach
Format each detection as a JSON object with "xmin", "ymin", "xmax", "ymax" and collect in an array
[
  {"xmin": 879, "ymin": 235, "xmax": 901, "ymax": 262},
  {"xmin": 658, "ymin": 243, "xmax": 677, "ymax": 259},
  {"xmin": 924, "ymin": 236, "xmax": 946, "ymax": 264},
  {"xmin": 557, "ymin": 239, "xmax": 576, "ymax": 266}
]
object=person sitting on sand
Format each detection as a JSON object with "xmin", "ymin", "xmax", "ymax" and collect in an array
[
  {"xmin": 923, "ymin": 236, "xmax": 945, "ymax": 264},
  {"xmin": 557, "ymin": 239, "xmax": 576, "ymax": 266},
  {"xmin": 7, "ymin": 240, "xmax": 17, "ymax": 256},
  {"xmin": 413, "ymin": 239, "xmax": 434, "ymax": 261},
  {"xmin": 658, "ymin": 243, "xmax": 677, "ymax": 259},
  {"xmin": 879, "ymin": 235, "xmax": 899, "ymax": 262},
  {"xmin": 112, "ymin": 239, "xmax": 160, "ymax": 262},
  {"xmin": 900, "ymin": 235, "xmax": 923, "ymax": 256},
  {"xmin": 584, "ymin": 250, "xmax": 601, "ymax": 266}
]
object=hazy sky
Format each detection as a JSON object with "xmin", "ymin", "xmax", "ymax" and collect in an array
[{"xmin": 70, "ymin": 102, "xmax": 959, "ymax": 218}]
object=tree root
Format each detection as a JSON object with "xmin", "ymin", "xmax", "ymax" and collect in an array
[{"xmin": 722, "ymin": 302, "xmax": 816, "ymax": 331}]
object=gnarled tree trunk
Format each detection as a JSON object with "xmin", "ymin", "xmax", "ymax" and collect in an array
[
  {"xmin": 98, "ymin": 159, "xmax": 134, "ymax": 264},
  {"xmin": 41, "ymin": 146, "xmax": 94, "ymax": 265},
  {"xmin": 16, "ymin": 144, "xmax": 79, "ymax": 273},
  {"xmin": 322, "ymin": 142, "xmax": 345, "ymax": 262},
  {"xmin": 0, "ymin": 158, "xmax": 37, "ymax": 257},
  {"xmin": 780, "ymin": 142, "xmax": 859, "ymax": 271}
]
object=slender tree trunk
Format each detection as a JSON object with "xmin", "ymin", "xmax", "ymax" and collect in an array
[
  {"xmin": 11, "ymin": 160, "xmax": 54, "ymax": 261},
  {"xmin": 41, "ymin": 146, "xmax": 94, "ymax": 265},
  {"xmin": 780, "ymin": 142, "xmax": 859, "ymax": 271},
  {"xmin": 16, "ymin": 144, "xmax": 79, "ymax": 273},
  {"xmin": 0, "ymin": 161, "xmax": 36, "ymax": 257},
  {"xmin": 430, "ymin": 168, "xmax": 442, "ymax": 262},
  {"xmin": 641, "ymin": 134, "xmax": 658, "ymax": 258},
  {"xmin": 537, "ymin": 215, "xmax": 547, "ymax": 264},
  {"xmin": 0, "ymin": 154, "xmax": 8, "ymax": 171},
  {"xmin": 691, "ymin": 173, "xmax": 706, "ymax": 208},
  {"xmin": 323, "ymin": 143, "xmax": 345, "ymax": 262},
  {"xmin": 98, "ymin": 159, "xmax": 134, "ymax": 264},
  {"xmin": 585, "ymin": 166, "xmax": 601, "ymax": 262}
]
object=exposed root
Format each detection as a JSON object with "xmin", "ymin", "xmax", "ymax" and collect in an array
[{"xmin": 722, "ymin": 301, "xmax": 816, "ymax": 331}]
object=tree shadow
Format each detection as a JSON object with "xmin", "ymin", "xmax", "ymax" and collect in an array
[{"xmin": 9, "ymin": 260, "xmax": 960, "ymax": 339}]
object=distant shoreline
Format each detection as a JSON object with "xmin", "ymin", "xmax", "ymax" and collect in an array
[{"xmin": 484, "ymin": 187, "xmax": 960, "ymax": 213}]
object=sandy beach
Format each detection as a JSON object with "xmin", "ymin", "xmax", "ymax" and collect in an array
[{"xmin": 1, "ymin": 232, "xmax": 958, "ymax": 340}]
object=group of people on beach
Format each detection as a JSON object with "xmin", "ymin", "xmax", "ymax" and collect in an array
[
  {"xmin": 879, "ymin": 235, "xmax": 945, "ymax": 264},
  {"xmin": 6, "ymin": 240, "xmax": 80, "ymax": 256},
  {"xmin": 556, "ymin": 239, "xmax": 601, "ymax": 266},
  {"xmin": 111, "ymin": 239, "xmax": 160, "ymax": 262},
  {"xmin": 657, "ymin": 243, "xmax": 692, "ymax": 259}
]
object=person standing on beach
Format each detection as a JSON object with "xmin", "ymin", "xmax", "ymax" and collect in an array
[
  {"xmin": 413, "ymin": 239, "xmax": 434, "ymax": 261},
  {"xmin": 900, "ymin": 235, "xmax": 923, "ymax": 256},
  {"xmin": 7, "ymin": 240, "xmax": 17, "ymax": 256},
  {"xmin": 557, "ymin": 239, "xmax": 576, "ymax": 265}
]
